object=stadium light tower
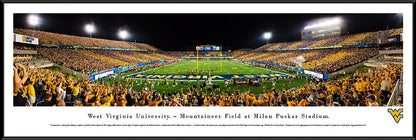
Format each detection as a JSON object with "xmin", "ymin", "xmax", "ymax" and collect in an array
[
  {"xmin": 84, "ymin": 24, "xmax": 95, "ymax": 38},
  {"xmin": 27, "ymin": 14, "xmax": 40, "ymax": 31},
  {"xmin": 118, "ymin": 30, "xmax": 129, "ymax": 41},
  {"xmin": 263, "ymin": 32, "xmax": 272, "ymax": 44},
  {"xmin": 304, "ymin": 17, "xmax": 342, "ymax": 30}
]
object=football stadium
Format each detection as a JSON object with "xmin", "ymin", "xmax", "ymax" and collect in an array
[{"xmin": 13, "ymin": 14, "xmax": 403, "ymax": 107}]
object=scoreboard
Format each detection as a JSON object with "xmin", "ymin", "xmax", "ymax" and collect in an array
[{"xmin": 196, "ymin": 45, "xmax": 221, "ymax": 51}]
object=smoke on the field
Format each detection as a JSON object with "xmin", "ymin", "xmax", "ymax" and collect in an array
[{"xmin": 291, "ymin": 56, "xmax": 306, "ymax": 66}]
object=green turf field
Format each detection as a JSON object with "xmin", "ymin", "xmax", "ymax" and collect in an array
[
  {"xmin": 100, "ymin": 60, "xmax": 307, "ymax": 95},
  {"xmin": 142, "ymin": 60, "xmax": 278, "ymax": 75},
  {"xmin": 100, "ymin": 77, "xmax": 308, "ymax": 95}
]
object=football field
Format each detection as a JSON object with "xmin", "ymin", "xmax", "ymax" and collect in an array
[
  {"xmin": 142, "ymin": 60, "xmax": 280, "ymax": 75},
  {"xmin": 107, "ymin": 60, "xmax": 306, "ymax": 94}
]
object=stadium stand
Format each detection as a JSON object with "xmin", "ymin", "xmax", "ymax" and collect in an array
[
  {"xmin": 35, "ymin": 47, "xmax": 176, "ymax": 75},
  {"xmin": 13, "ymin": 61, "xmax": 402, "ymax": 107},
  {"xmin": 268, "ymin": 42, "xmax": 291, "ymax": 50},
  {"xmin": 13, "ymin": 28, "xmax": 179, "ymax": 75},
  {"xmin": 338, "ymin": 32, "xmax": 372, "ymax": 45},
  {"xmin": 12, "ymin": 28, "xmax": 404, "ymax": 107},
  {"xmin": 390, "ymin": 28, "xmax": 403, "ymax": 36},
  {"xmin": 286, "ymin": 41, "xmax": 307, "ymax": 49},
  {"xmin": 254, "ymin": 43, "xmax": 276, "ymax": 51},
  {"xmin": 232, "ymin": 50, "xmax": 247, "ymax": 58},
  {"xmin": 306, "ymin": 39, "xmax": 330, "ymax": 48},
  {"xmin": 236, "ymin": 48, "xmax": 379, "ymax": 74},
  {"xmin": 253, "ymin": 28, "xmax": 402, "ymax": 51},
  {"xmin": 376, "ymin": 54, "xmax": 403, "ymax": 62},
  {"xmin": 13, "ymin": 28, "xmax": 159, "ymax": 50}
]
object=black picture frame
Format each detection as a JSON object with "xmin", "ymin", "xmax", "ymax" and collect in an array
[{"xmin": 2, "ymin": 0, "xmax": 415, "ymax": 140}]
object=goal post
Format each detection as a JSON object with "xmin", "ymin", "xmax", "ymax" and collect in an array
[
  {"xmin": 195, "ymin": 45, "xmax": 223, "ymax": 72},
  {"xmin": 220, "ymin": 47, "xmax": 222, "ymax": 72},
  {"xmin": 197, "ymin": 48, "xmax": 199, "ymax": 71}
]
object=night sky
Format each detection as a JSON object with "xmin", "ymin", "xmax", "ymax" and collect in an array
[{"xmin": 14, "ymin": 14, "xmax": 402, "ymax": 51}]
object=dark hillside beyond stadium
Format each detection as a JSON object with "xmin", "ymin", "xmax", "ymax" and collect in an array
[{"xmin": 14, "ymin": 14, "xmax": 403, "ymax": 51}]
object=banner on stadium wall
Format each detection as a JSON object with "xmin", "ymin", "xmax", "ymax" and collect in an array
[
  {"xmin": 88, "ymin": 75, "xmax": 95, "ymax": 81},
  {"xmin": 113, "ymin": 66, "xmax": 131, "ymax": 73},
  {"xmin": 323, "ymin": 74, "xmax": 329, "ymax": 80},
  {"xmin": 196, "ymin": 45, "xmax": 221, "ymax": 51},
  {"xmin": 303, "ymin": 70, "xmax": 324, "ymax": 79},
  {"xmin": 125, "ymin": 73, "xmax": 291, "ymax": 81},
  {"xmin": 250, "ymin": 60, "xmax": 304, "ymax": 72},
  {"xmin": 89, "ymin": 60, "xmax": 168, "ymax": 81},
  {"xmin": 342, "ymin": 43, "xmax": 377, "ymax": 47},
  {"xmin": 137, "ymin": 60, "xmax": 166, "ymax": 67},
  {"xmin": 14, "ymin": 34, "xmax": 39, "ymax": 45},
  {"xmin": 89, "ymin": 70, "xmax": 113, "ymax": 81},
  {"xmin": 378, "ymin": 35, "xmax": 401, "ymax": 44},
  {"xmin": 94, "ymin": 71, "xmax": 114, "ymax": 80},
  {"xmin": 248, "ymin": 60, "xmax": 329, "ymax": 80}
]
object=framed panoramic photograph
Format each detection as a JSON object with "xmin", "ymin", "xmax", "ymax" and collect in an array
[{"xmin": 2, "ymin": 1, "xmax": 414, "ymax": 140}]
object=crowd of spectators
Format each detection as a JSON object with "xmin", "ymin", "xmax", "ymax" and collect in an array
[
  {"xmin": 381, "ymin": 45, "xmax": 403, "ymax": 50},
  {"xmin": 376, "ymin": 54, "xmax": 403, "ymax": 62},
  {"xmin": 90, "ymin": 50, "xmax": 142, "ymax": 65},
  {"xmin": 338, "ymin": 32, "xmax": 372, "ymax": 45},
  {"xmin": 254, "ymin": 28, "xmax": 402, "ymax": 51},
  {"xmin": 361, "ymin": 29, "xmax": 399, "ymax": 44},
  {"xmin": 14, "ymin": 28, "xmax": 159, "ymax": 50},
  {"xmin": 14, "ymin": 44, "xmax": 50, "ymax": 65},
  {"xmin": 15, "ymin": 44, "xmax": 232, "ymax": 77},
  {"xmin": 242, "ymin": 61, "xmax": 300, "ymax": 74},
  {"xmin": 158, "ymin": 51, "xmax": 192, "ymax": 58},
  {"xmin": 307, "ymin": 48, "xmax": 378, "ymax": 74},
  {"xmin": 14, "ymin": 54, "xmax": 38, "ymax": 63},
  {"xmin": 157, "ymin": 51, "xmax": 233, "ymax": 58},
  {"xmin": 232, "ymin": 50, "xmax": 247, "ymax": 58},
  {"xmin": 236, "ymin": 47, "xmax": 379, "ymax": 74},
  {"xmin": 35, "ymin": 47, "xmax": 175, "ymax": 75},
  {"xmin": 390, "ymin": 28, "xmax": 403, "ymax": 36},
  {"xmin": 13, "ymin": 59, "xmax": 402, "ymax": 107},
  {"xmin": 11, "ymin": 26, "xmax": 405, "ymax": 107},
  {"xmin": 13, "ymin": 44, "xmax": 38, "ymax": 50}
]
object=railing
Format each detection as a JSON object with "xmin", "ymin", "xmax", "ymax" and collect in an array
[
  {"xmin": 183, "ymin": 56, "xmax": 233, "ymax": 59},
  {"xmin": 387, "ymin": 71, "xmax": 403, "ymax": 106},
  {"xmin": 13, "ymin": 49, "xmax": 38, "ymax": 55},
  {"xmin": 14, "ymin": 58, "xmax": 49, "ymax": 64},
  {"xmin": 379, "ymin": 49, "xmax": 403, "ymax": 55}
]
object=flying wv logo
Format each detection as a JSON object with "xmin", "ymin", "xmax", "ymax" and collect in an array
[{"xmin": 388, "ymin": 108, "xmax": 403, "ymax": 123}]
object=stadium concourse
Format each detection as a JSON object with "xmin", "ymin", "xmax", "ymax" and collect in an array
[{"xmin": 13, "ymin": 28, "xmax": 403, "ymax": 107}]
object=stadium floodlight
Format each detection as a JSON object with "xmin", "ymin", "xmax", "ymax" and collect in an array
[
  {"xmin": 84, "ymin": 24, "xmax": 95, "ymax": 37},
  {"xmin": 118, "ymin": 30, "xmax": 129, "ymax": 41},
  {"xmin": 304, "ymin": 18, "xmax": 342, "ymax": 30},
  {"xmin": 27, "ymin": 14, "xmax": 40, "ymax": 30},
  {"xmin": 85, "ymin": 24, "xmax": 95, "ymax": 38},
  {"xmin": 263, "ymin": 32, "xmax": 272, "ymax": 44}
]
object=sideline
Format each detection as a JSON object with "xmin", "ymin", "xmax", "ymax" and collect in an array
[
  {"xmin": 123, "ymin": 60, "xmax": 293, "ymax": 80},
  {"xmin": 123, "ymin": 61, "xmax": 179, "ymax": 77},
  {"xmin": 125, "ymin": 73, "xmax": 291, "ymax": 81},
  {"xmin": 237, "ymin": 60, "xmax": 295, "ymax": 76}
]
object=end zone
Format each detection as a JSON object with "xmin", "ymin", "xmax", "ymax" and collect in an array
[{"xmin": 124, "ymin": 73, "xmax": 291, "ymax": 81}]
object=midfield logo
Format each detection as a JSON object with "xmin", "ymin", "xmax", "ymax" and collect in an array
[{"xmin": 388, "ymin": 108, "xmax": 403, "ymax": 123}]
